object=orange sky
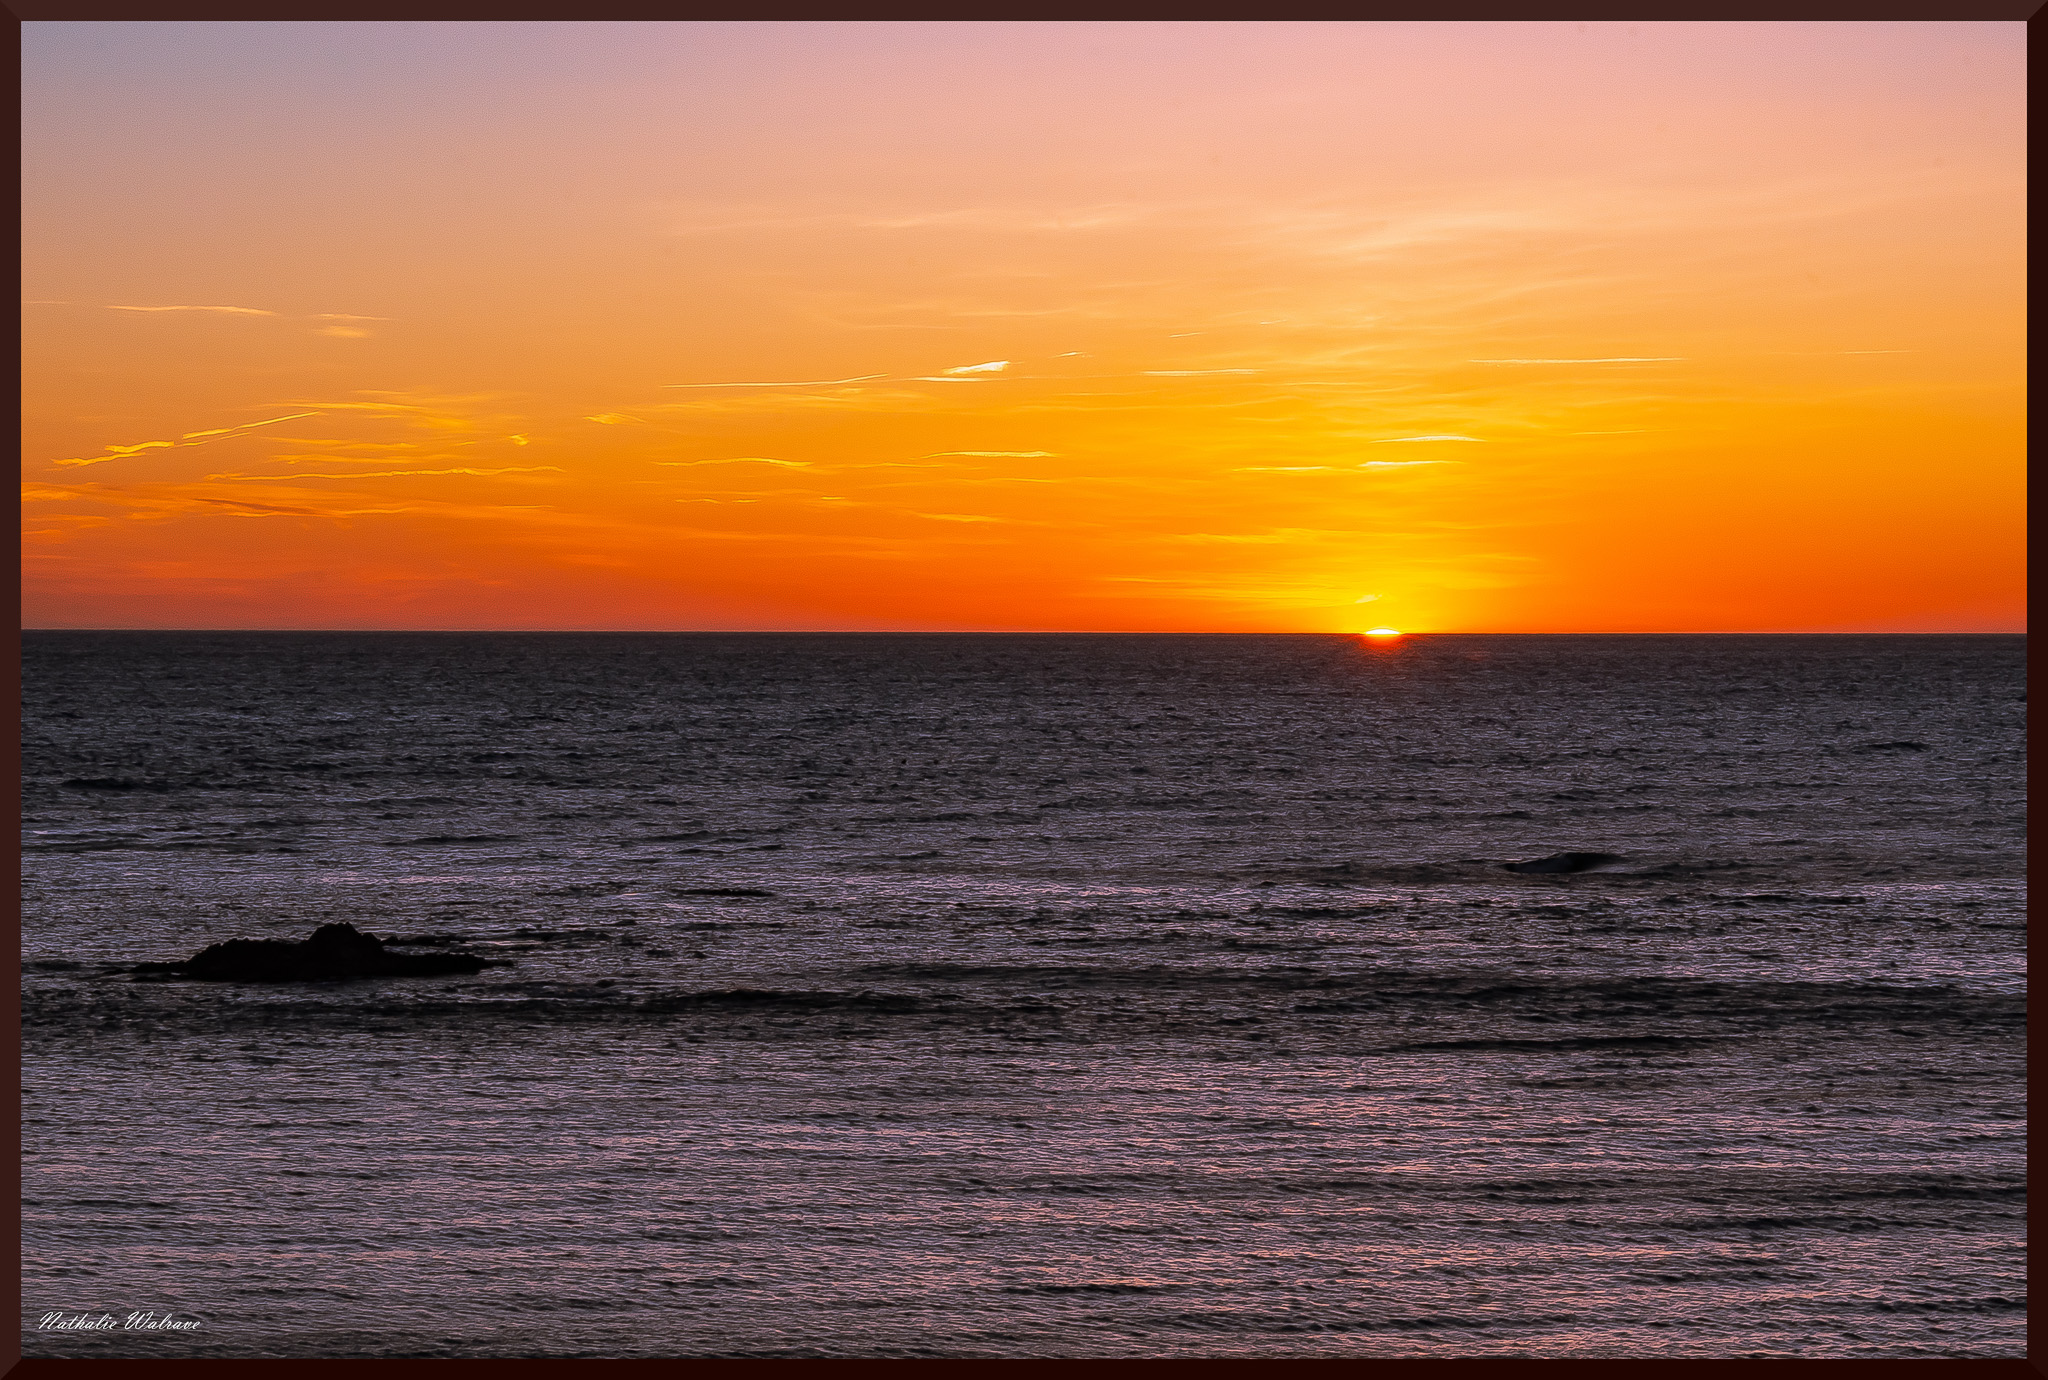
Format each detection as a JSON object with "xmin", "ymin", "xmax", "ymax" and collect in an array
[{"xmin": 21, "ymin": 22, "xmax": 2026, "ymax": 632}]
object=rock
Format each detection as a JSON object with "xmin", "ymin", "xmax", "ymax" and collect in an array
[
  {"xmin": 1502, "ymin": 851, "xmax": 1625, "ymax": 875},
  {"xmin": 174, "ymin": 923, "xmax": 486, "ymax": 981}
]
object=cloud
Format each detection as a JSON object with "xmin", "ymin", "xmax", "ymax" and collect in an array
[
  {"xmin": 1172, "ymin": 527, "xmax": 1362, "ymax": 546},
  {"xmin": 1235, "ymin": 459, "xmax": 1450, "ymax": 471},
  {"xmin": 26, "ymin": 472, "xmax": 619, "ymax": 533},
  {"xmin": 106, "ymin": 304, "xmax": 274, "ymax": 315},
  {"xmin": 279, "ymin": 395, "xmax": 507, "ymax": 433},
  {"xmin": 237, "ymin": 412, "xmax": 326, "ymax": 430},
  {"xmin": 656, "ymin": 458, "xmax": 813, "ymax": 469},
  {"xmin": 288, "ymin": 400, "xmax": 432, "ymax": 414},
  {"xmin": 857, "ymin": 205, "xmax": 1149, "ymax": 233},
  {"xmin": 22, "ymin": 483, "xmax": 85, "ymax": 502},
  {"xmin": 264, "ymin": 452, "xmax": 460, "ymax": 465},
  {"xmin": 52, "ymin": 412, "xmax": 323, "ymax": 467},
  {"xmin": 941, "ymin": 361, "xmax": 1010, "ymax": 375},
  {"xmin": 1468, "ymin": 357, "xmax": 1686, "ymax": 364},
  {"xmin": 586, "ymin": 414, "xmax": 646, "ymax": 425},
  {"xmin": 914, "ymin": 512, "xmax": 1004, "ymax": 523},
  {"xmin": 647, "ymin": 386, "xmax": 949, "ymax": 416},
  {"xmin": 264, "ymin": 439, "xmax": 427, "ymax": 451},
  {"xmin": 662, "ymin": 374, "xmax": 887, "ymax": 388},
  {"xmin": 925, "ymin": 451, "xmax": 1057, "ymax": 458},
  {"xmin": 835, "ymin": 462, "xmax": 948, "ymax": 470},
  {"xmin": 663, "ymin": 200, "xmax": 1154, "ymax": 238},
  {"xmin": 309, "ymin": 313, "xmax": 387, "ymax": 338},
  {"xmin": 1370, "ymin": 435, "xmax": 1483, "ymax": 443},
  {"xmin": 205, "ymin": 466, "xmax": 563, "ymax": 482},
  {"xmin": 189, "ymin": 496, "xmax": 330, "ymax": 517},
  {"xmin": 1141, "ymin": 369, "xmax": 1259, "ymax": 376}
]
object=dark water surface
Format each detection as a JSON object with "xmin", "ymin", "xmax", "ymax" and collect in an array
[{"xmin": 20, "ymin": 633, "xmax": 2026, "ymax": 1358}]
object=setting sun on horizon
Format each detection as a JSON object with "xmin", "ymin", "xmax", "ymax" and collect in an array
[{"xmin": 20, "ymin": 22, "xmax": 2025, "ymax": 633}]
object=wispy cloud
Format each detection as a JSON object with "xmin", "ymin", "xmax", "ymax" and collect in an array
[
  {"xmin": 925, "ymin": 451, "xmax": 1057, "ymax": 458},
  {"xmin": 188, "ymin": 496, "xmax": 331, "ymax": 516},
  {"xmin": 1766, "ymin": 349, "xmax": 1919, "ymax": 358},
  {"xmin": 53, "ymin": 412, "xmax": 321, "ymax": 468},
  {"xmin": 286, "ymin": 400, "xmax": 432, "ymax": 414},
  {"xmin": 106, "ymin": 304, "xmax": 275, "ymax": 316},
  {"xmin": 914, "ymin": 512, "xmax": 1004, "ymax": 523},
  {"xmin": 26, "ymin": 474, "xmax": 607, "ymax": 532},
  {"xmin": 666, "ymin": 201, "xmax": 1154, "ymax": 237},
  {"xmin": 265, "ymin": 439, "xmax": 431, "ymax": 451},
  {"xmin": 280, "ymin": 394, "xmax": 506, "ymax": 432},
  {"xmin": 205, "ymin": 466, "xmax": 563, "ymax": 482},
  {"xmin": 1468, "ymin": 357, "xmax": 1685, "ymax": 364},
  {"xmin": 1370, "ymin": 435, "xmax": 1484, "ymax": 443},
  {"xmin": 1236, "ymin": 459, "xmax": 1451, "ymax": 471},
  {"xmin": 655, "ymin": 458, "xmax": 813, "ymax": 469},
  {"xmin": 941, "ymin": 361, "xmax": 1010, "ymax": 375},
  {"xmin": 1172, "ymin": 526, "xmax": 1366, "ymax": 546},
  {"xmin": 662, "ymin": 374, "xmax": 887, "ymax": 389}
]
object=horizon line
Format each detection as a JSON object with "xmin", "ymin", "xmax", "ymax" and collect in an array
[{"xmin": 18, "ymin": 626, "xmax": 2027, "ymax": 636}]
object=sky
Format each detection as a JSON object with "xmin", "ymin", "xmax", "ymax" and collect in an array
[{"xmin": 20, "ymin": 21, "xmax": 2026, "ymax": 632}]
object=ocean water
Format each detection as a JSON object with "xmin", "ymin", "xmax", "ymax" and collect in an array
[{"xmin": 19, "ymin": 631, "xmax": 2026, "ymax": 1359}]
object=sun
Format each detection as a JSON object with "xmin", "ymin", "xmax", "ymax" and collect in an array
[{"xmin": 1363, "ymin": 628, "xmax": 1403, "ymax": 638}]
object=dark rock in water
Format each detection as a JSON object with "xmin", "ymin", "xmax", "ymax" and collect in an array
[
  {"xmin": 1502, "ymin": 851, "xmax": 1625, "ymax": 875},
  {"xmin": 174, "ymin": 923, "xmax": 486, "ymax": 981}
]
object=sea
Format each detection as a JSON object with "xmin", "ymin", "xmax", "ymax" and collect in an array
[{"xmin": 18, "ymin": 631, "xmax": 2027, "ymax": 1358}]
